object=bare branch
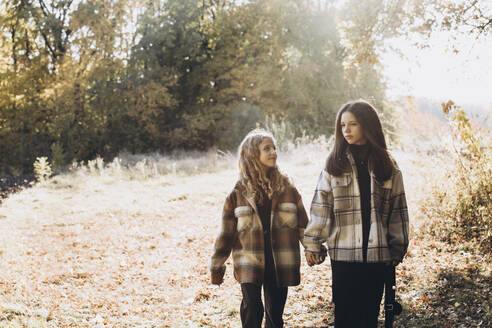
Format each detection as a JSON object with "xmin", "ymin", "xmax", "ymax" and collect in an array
[
  {"xmin": 462, "ymin": 0, "xmax": 479, "ymax": 15},
  {"xmin": 37, "ymin": 0, "xmax": 51, "ymax": 18}
]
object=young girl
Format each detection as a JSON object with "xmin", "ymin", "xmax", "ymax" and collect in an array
[
  {"xmin": 210, "ymin": 128, "xmax": 308, "ymax": 328},
  {"xmin": 303, "ymin": 100, "xmax": 409, "ymax": 328}
]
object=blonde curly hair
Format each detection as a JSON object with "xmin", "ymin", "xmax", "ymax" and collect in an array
[{"xmin": 238, "ymin": 129, "xmax": 289, "ymax": 204}]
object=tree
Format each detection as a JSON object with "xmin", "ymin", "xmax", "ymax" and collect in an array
[
  {"xmin": 0, "ymin": 0, "xmax": 393, "ymax": 172},
  {"xmin": 409, "ymin": 0, "xmax": 492, "ymax": 37}
]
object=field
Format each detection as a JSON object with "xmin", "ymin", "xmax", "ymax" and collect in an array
[{"xmin": 0, "ymin": 139, "xmax": 490, "ymax": 328}]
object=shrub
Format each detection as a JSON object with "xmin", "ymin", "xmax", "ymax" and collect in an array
[
  {"xmin": 33, "ymin": 157, "xmax": 52, "ymax": 182},
  {"xmin": 50, "ymin": 142, "xmax": 66, "ymax": 172},
  {"xmin": 423, "ymin": 101, "xmax": 491, "ymax": 254}
]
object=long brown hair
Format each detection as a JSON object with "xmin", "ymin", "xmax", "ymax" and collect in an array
[
  {"xmin": 326, "ymin": 100, "xmax": 395, "ymax": 181},
  {"xmin": 238, "ymin": 129, "xmax": 289, "ymax": 204}
]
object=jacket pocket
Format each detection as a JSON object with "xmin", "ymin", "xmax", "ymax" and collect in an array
[
  {"xmin": 234, "ymin": 206, "xmax": 254, "ymax": 232},
  {"xmin": 331, "ymin": 175, "xmax": 351, "ymax": 188},
  {"xmin": 331, "ymin": 175, "xmax": 352, "ymax": 210},
  {"xmin": 276, "ymin": 202, "xmax": 298, "ymax": 229}
]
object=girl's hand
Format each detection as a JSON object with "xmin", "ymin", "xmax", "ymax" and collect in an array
[
  {"xmin": 305, "ymin": 251, "xmax": 325, "ymax": 266},
  {"xmin": 305, "ymin": 252, "xmax": 316, "ymax": 266},
  {"xmin": 211, "ymin": 274, "xmax": 224, "ymax": 285}
]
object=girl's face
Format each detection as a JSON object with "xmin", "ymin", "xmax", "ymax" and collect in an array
[
  {"xmin": 341, "ymin": 111, "xmax": 366, "ymax": 145},
  {"xmin": 258, "ymin": 137, "xmax": 277, "ymax": 169}
]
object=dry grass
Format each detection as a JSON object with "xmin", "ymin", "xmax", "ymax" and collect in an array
[{"xmin": 0, "ymin": 130, "xmax": 490, "ymax": 327}]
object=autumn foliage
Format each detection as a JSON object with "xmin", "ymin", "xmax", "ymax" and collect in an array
[
  {"xmin": 0, "ymin": 0, "xmax": 390, "ymax": 174},
  {"xmin": 422, "ymin": 101, "xmax": 492, "ymax": 254}
]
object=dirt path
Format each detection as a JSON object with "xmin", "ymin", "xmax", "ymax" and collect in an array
[{"xmin": 0, "ymin": 151, "xmax": 490, "ymax": 327}]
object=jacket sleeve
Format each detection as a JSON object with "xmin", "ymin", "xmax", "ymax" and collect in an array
[
  {"xmin": 293, "ymin": 187, "xmax": 309, "ymax": 244},
  {"xmin": 387, "ymin": 169, "xmax": 410, "ymax": 263},
  {"xmin": 303, "ymin": 169, "xmax": 333, "ymax": 253},
  {"xmin": 210, "ymin": 191, "xmax": 237, "ymax": 284}
]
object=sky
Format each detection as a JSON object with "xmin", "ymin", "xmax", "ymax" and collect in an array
[{"xmin": 380, "ymin": 31, "xmax": 492, "ymax": 110}]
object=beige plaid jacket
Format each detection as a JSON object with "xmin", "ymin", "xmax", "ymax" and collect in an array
[
  {"xmin": 210, "ymin": 181, "xmax": 309, "ymax": 286},
  {"xmin": 303, "ymin": 152, "xmax": 409, "ymax": 263}
]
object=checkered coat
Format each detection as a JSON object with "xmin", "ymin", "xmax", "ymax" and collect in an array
[
  {"xmin": 303, "ymin": 151, "xmax": 409, "ymax": 263},
  {"xmin": 210, "ymin": 181, "xmax": 309, "ymax": 286}
]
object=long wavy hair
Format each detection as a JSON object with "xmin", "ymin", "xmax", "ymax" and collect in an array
[
  {"xmin": 326, "ymin": 100, "xmax": 395, "ymax": 181},
  {"xmin": 238, "ymin": 129, "xmax": 289, "ymax": 204}
]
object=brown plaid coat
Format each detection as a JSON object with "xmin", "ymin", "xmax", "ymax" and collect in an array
[
  {"xmin": 210, "ymin": 181, "xmax": 309, "ymax": 286},
  {"xmin": 303, "ymin": 151, "xmax": 409, "ymax": 263}
]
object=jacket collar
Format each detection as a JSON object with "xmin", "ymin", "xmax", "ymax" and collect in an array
[
  {"xmin": 242, "ymin": 191, "xmax": 259, "ymax": 214},
  {"xmin": 241, "ymin": 189, "xmax": 278, "ymax": 213}
]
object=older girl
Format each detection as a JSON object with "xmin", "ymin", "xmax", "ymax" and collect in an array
[
  {"xmin": 303, "ymin": 100, "xmax": 409, "ymax": 328},
  {"xmin": 210, "ymin": 128, "xmax": 308, "ymax": 328}
]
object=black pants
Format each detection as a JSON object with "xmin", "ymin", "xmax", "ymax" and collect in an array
[
  {"xmin": 240, "ymin": 274, "xmax": 288, "ymax": 328},
  {"xmin": 331, "ymin": 261, "xmax": 386, "ymax": 328}
]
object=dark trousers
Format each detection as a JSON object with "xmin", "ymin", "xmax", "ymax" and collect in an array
[
  {"xmin": 331, "ymin": 261, "xmax": 386, "ymax": 328},
  {"xmin": 240, "ymin": 274, "xmax": 288, "ymax": 328}
]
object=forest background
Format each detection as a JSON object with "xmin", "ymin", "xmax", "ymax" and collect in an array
[{"xmin": 2, "ymin": 0, "xmax": 490, "ymax": 175}]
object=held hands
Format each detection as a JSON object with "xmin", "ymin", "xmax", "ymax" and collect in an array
[
  {"xmin": 305, "ymin": 245, "xmax": 328, "ymax": 266},
  {"xmin": 305, "ymin": 251, "xmax": 326, "ymax": 266}
]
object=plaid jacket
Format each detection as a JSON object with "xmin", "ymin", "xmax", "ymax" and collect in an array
[
  {"xmin": 210, "ymin": 181, "xmax": 309, "ymax": 286},
  {"xmin": 303, "ymin": 152, "xmax": 409, "ymax": 263}
]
